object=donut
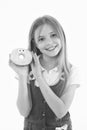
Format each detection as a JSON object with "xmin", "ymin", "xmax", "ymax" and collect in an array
[{"xmin": 10, "ymin": 48, "xmax": 32, "ymax": 66}]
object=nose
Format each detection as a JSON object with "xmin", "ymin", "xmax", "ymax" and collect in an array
[{"xmin": 46, "ymin": 38, "xmax": 53, "ymax": 45}]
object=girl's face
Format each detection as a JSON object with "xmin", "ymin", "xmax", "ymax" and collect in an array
[{"xmin": 34, "ymin": 24, "xmax": 62, "ymax": 57}]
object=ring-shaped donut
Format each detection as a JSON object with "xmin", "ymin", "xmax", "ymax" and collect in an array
[{"xmin": 10, "ymin": 48, "xmax": 32, "ymax": 66}]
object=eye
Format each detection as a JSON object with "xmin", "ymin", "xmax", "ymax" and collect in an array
[
  {"xmin": 38, "ymin": 37, "xmax": 45, "ymax": 42},
  {"xmin": 51, "ymin": 33, "xmax": 57, "ymax": 38}
]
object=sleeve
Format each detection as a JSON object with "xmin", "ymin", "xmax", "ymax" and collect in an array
[{"xmin": 67, "ymin": 65, "xmax": 81, "ymax": 88}]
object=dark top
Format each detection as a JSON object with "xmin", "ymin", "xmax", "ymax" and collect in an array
[{"xmin": 24, "ymin": 68, "xmax": 72, "ymax": 129}]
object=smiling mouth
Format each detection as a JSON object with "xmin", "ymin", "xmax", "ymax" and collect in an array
[{"xmin": 45, "ymin": 45, "xmax": 57, "ymax": 51}]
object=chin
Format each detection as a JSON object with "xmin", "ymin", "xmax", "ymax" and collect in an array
[{"xmin": 47, "ymin": 50, "xmax": 61, "ymax": 57}]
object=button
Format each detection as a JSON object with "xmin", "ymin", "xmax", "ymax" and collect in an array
[
  {"xmin": 43, "ymin": 100, "xmax": 46, "ymax": 103},
  {"xmin": 42, "ymin": 99, "xmax": 46, "ymax": 103},
  {"xmin": 42, "ymin": 112, "xmax": 45, "ymax": 116}
]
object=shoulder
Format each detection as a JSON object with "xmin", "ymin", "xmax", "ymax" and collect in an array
[
  {"xmin": 61, "ymin": 64, "xmax": 81, "ymax": 96},
  {"xmin": 67, "ymin": 65, "xmax": 81, "ymax": 88},
  {"xmin": 69, "ymin": 65, "xmax": 80, "ymax": 78}
]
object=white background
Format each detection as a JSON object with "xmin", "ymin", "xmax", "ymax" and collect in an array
[{"xmin": 0, "ymin": 0, "xmax": 86, "ymax": 130}]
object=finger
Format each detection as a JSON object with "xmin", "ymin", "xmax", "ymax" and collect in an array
[
  {"xmin": 31, "ymin": 53, "xmax": 41, "ymax": 70},
  {"xmin": 9, "ymin": 59, "xmax": 19, "ymax": 69},
  {"xmin": 34, "ymin": 53, "xmax": 38, "ymax": 59},
  {"xmin": 8, "ymin": 59, "xmax": 13, "ymax": 66},
  {"xmin": 31, "ymin": 52, "xmax": 35, "ymax": 65},
  {"xmin": 30, "ymin": 62, "xmax": 34, "ymax": 70},
  {"xmin": 9, "ymin": 59, "xmax": 15, "ymax": 66},
  {"xmin": 9, "ymin": 60, "xmax": 16, "ymax": 69},
  {"xmin": 33, "ymin": 53, "xmax": 40, "ymax": 65},
  {"xmin": 30, "ymin": 63, "xmax": 35, "ymax": 76},
  {"xmin": 32, "ymin": 53, "xmax": 36, "ymax": 60}
]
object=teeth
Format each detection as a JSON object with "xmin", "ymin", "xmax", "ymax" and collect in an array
[{"xmin": 46, "ymin": 46, "xmax": 56, "ymax": 51}]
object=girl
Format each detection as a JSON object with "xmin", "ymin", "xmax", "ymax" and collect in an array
[{"xmin": 9, "ymin": 15, "xmax": 80, "ymax": 130}]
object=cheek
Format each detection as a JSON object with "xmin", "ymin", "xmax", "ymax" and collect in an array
[
  {"xmin": 56, "ymin": 38, "xmax": 61, "ymax": 43},
  {"xmin": 57, "ymin": 39, "xmax": 62, "ymax": 46},
  {"xmin": 35, "ymin": 42, "xmax": 40, "ymax": 49},
  {"xmin": 36, "ymin": 43, "xmax": 45, "ymax": 50}
]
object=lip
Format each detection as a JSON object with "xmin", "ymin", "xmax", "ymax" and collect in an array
[{"xmin": 45, "ymin": 45, "xmax": 58, "ymax": 51}]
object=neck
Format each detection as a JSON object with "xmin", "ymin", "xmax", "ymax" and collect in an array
[{"xmin": 40, "ymin": 54, "xmax": 60, "ymax": 71}]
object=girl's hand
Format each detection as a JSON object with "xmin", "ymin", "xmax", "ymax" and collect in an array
[
  {"xmin": 9, "ymin": 55, "xmax": 29, "ymax": 78},
  {"xmin": 31, "ymin": 53, "xmax": 42, "ymax": 80}
]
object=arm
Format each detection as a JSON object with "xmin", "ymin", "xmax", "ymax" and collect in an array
[
  {"xmin": 16, "ymin": 75, "xmax": 32, "ymax": 117},
  {"xmin": 9, "ymin": 58, "xmax": 32, "ymax": 117},
  {"xmin": 31, "ymin": 53, "xmax": 78, "ymax": 119},
  {"xmin": 37, "ymin": 76, "xmax": 77, "ymax": 119}
]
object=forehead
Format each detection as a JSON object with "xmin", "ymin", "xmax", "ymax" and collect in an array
[{"xmin": 34, "ymin": 24, "xmax": 58, "ymax": 38}]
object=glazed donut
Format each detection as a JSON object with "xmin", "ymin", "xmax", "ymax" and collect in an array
[{"xmin": 10, "ymin": 48, "xmax": 32, "ymax": 66}]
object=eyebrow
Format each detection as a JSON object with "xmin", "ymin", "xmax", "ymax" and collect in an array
[
  {"xmin": 50, "ymin": 31, "xmax": 56, "ymax": 34},
  {"xmin": 38, "ymin": 31, "xmax": 56, "ymax": 37},
  {"xmin": 38, "ymin": 36, "xmax": 44, "ymax": 39}
]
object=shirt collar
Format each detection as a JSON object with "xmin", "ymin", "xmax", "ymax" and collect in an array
[{"xmin": 40, "ymin": 64, "xmax": 60, "ymax": 72}]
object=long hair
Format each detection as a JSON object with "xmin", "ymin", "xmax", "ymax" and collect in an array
[{"xmin": 28, "ymin": 15, "xmax": 71, "ymax": 77}]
